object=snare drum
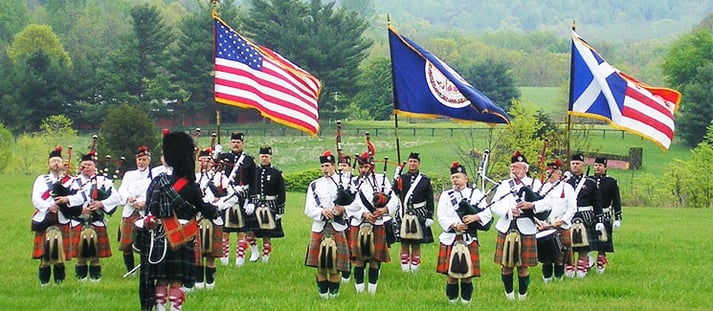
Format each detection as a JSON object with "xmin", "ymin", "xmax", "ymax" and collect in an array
[{"xmin": 536, "ymin": 229, "xmax": 564, "ymax": 263}]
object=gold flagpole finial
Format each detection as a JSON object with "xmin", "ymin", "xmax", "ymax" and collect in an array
[
  {"xmin": 571, "ymin": 20, "xmax": 576, "ymax": 31},
  {"xmin": 212, "ymin": 0, "xmax": 220, "ymax": 18}
]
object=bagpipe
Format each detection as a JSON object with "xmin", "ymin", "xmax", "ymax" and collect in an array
[{"xmin": 333, "ymin": 121, "xmax": 356, "ymax": 207}]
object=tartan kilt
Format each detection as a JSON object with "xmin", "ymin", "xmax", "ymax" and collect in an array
[
  {"xmin": 348, "ymin": 224, "xmax": 390, "ymax": 263},
  {"xmin": 558, "ymin": 228, "xmax": 574, "ymax": 266},
  {"xmin": 147, "ymin": 238, "xmax": 196, "ymax": 284},
  {"xmin": 256, "ymin": 218, "xmax": 285, "ymax": 238},
  {"xmin": 493, "ymin": 231, "xmax": 538, "ymax": 267},
  {"xmin": 304, "ymin": 224, "xmax": 350, "ymax": 272},
  {"xmin": 221, "ymin": 207, "xmax": 260, "ymax": 233},
  {"xmin": 69, "ymin": 225, "xmax": 112, "ymax": 259},
  {"xmin": 436, "ymin": 238, "xmax": 481, "ymax": 277},
  {"xmin": 32, "ymin": 224, "xmax": 71, "ymax": 260},
  {"xmin": 196, "ymin": 222, "xmax": 223, "ymax": 258},
  {"xmin": 119, "ymin": 213, "xmax": 141, "ymax": 253}
]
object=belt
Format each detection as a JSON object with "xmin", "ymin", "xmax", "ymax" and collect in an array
[
  {"xmin": 259, "ymin": 195, "xmax": 277, "ymax": 201},
  {"xmin": 577, "ymin": 206, "xmax": 593, "ymax": 212},
  {"xmin": 411, "ymin": 201, "xmax": 427, "ymax": 209}
]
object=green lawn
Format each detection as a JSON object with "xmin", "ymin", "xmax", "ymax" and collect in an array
[{"xmin": 2, "ymin": 175, "xmax": 711, "ymax": 310}]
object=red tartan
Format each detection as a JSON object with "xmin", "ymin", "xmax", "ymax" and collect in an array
[
  {"xmin": 119, "ymin": 213, "xmax": 141, "ymax": 252},
  {"xmin": 493, "ymin": 231, "xmax": 538, "ymax": 267},
  {"xmin": 69, "ymin": 225, "xmax": 112, "ymax": 259},
  {"xmin": 196, "ymin": 222, "xmax": 223, "ymax": 258},
  {"xmin": 559, "ymin": 228, "xmax": 574, "ymax": 266},
  {"xmin": 436, "ymin": 238, "xmax": 481, "ymax": 277},
  {"xmin": 304, "ymin": 225, "xmax": 350, "ymax": 272},
  {"xmin": 32, "ymin": 224, "xmax": 71, "ymax": 260},
  {"xmin": 348, "ymin": 224, "xmax": 390, "ymax": 263}
]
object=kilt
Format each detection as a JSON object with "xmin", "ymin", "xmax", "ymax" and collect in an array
[
  {"xmin": 436, "ymin": 238, "xmax": 480, "ymax": 277},
  {"xmin": 304, "ymin": 225, "xmax": 350, "ymax": 272},
  {"xmin": 394, "ymin": 214, "xmax": 434, "ymax": 244},
  {"xmin": 221, "ymin": 207, "xmax": 259, "ymax": 233},
  {"xmin": 493, "ymin": 231, "xmax": 537, "ymax": 267},
  {"xmin": 348, "ymin": 224, "xmax": 390, "ymax": 262},
  {"xmin": 572, "ymin": 213, "xmax": 598, "ymax": 253},
  {"xmin": 197, "ymin": 222, "xmax": 223, "ymax": 258},
  {"xmin": 596, "ymin": 221, "xmax": 614, "ymax": 253},
  {"xmin": 256, "ymin": 218, "xmax": 285, "ymax": 238},
  {"xmin": 119, "ymin": 212, "xmax": 141, "ymax": 252},
  {"xmin": 69, "ymin": 225, "xmax": 112, "ymax": 259},
  {"xmin": 146, "ymin": 237, "xmax": 197, "ymax": 284},
  {"xmin": 558, "ymin": 228, "xmax": 574, "ymax": 266},
  {"xmin": 32, "ymin": 224, "xmax": 71, "ymax": 260}
]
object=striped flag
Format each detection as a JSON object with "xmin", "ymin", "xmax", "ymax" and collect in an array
[
  {"xmin": 214, "ymin": 18, "xmax": 321, "ymax": 136},
  {"xmin": 569, "ymin": 30, "xmax": 682, "ymax": 150}
]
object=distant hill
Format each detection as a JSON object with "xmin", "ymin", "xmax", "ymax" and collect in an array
[{"xmin": 375, "ymin": 0, "xmax": 713, "ymax": 42}]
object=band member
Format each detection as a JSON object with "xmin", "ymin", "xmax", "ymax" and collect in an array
[
  {"xmin": 337, "ymin": 155, "xmax": 354, "ymax": 283},
  {"xmin": 31, "ymin": 147, "xmax": 72, "ymax": 286},
  {"xmin": 55, "ymin": 151, "xmax": 121, "ymax": 282},
  {"xmin": 491, "ymin": 151, "xmax": 548, "ymax": 300},
  {"xmin": 137, "ymin": 131, "xmax": 220, "ymax": 311},
  {"xmin": 346, "ymin": 152, "xmax": 398, "ymax": 295},
  {"xmin": 195, "ymin": 147, "xmax": 228, "ymax": 290},
  {"xmin": 520, "ymin": 160, "xmax": 576, "ymax": 282},
  {"xmin": 251, "ymin": 145, "xmax": 286, "ymax": 263},
  {"xmin": 117, "ymin": 145, "xmax": 153, "ymax": 276},
  {"xmin": 436, "ymin": 162, "xmax": 492, "ymax": 304},
  {"xmin": 566, "ymin": 153, "xmax": 602, "ymax": 278},
  {"xmin": 593, "ymin": 157, "xmax": 621, "ymax": 274},
  {"xmin": 393, "ymin": 152, "xmax": 435, "ymax": 272},
  {"xmin": 219, "ymin": 132, "xmax": 259, "ymax": 266},
  {"xmin": 304, "ymin": 151, "xmax": 350, "ymax": 299}
]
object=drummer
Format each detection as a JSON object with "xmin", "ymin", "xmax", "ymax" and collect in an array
[{"xmin": 528, "ymin": 160, "xmax": 576, "ymax": 282}]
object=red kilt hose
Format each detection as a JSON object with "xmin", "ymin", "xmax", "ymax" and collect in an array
[
  {"xmin": 69, "ymin": 225, "xmax": 112, "ymax": 259},
  {"xmin": 436, "ymin": 238, "xmax": 481, "ymax": 277},
  {"xmin": 119, "ymin": 212, "xmax": 141, "ymax": 253},
  {"xmin": 559, "ymin": 228, "xmax": 573, "ymax": 266},
  {"xmin": 348, "ymin": 224, "xmax": 390, "ymax": 263},
  {"xmin": 304, "ymin": 225, "xmax": 350, "ymax": 272},
  {"xmin": 493, "ymin": 231, "xmax": 538, "ymax": 267},
  {"xmin": 32, "ymin": 224, "xmax": 71, "ymax": 260}
]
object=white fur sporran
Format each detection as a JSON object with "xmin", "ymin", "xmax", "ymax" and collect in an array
[
  {"xmin": 256, "ymin": 203, "xmax": 276, "ymax": 230},
  {"xmin": 447, "ymin": 240, "xmax": 473, "ymax": 279},
  {"xmin": 399, "ymin": 212, "xmax": 422, "ymax": 240}
]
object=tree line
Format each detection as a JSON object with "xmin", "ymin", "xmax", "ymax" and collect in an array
[{"xmin": 0, "ymin": 0, "xmax": 712, "ymax": 147}]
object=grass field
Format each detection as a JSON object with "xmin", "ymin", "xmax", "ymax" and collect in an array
[{"xmin": 1, "ymin": 174, "xmax": 711, "ymax": 310}]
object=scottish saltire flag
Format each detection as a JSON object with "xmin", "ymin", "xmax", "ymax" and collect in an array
[
  {"xmin": 214, "ymin": 18, "xmax": 321, "ymax": 136},
  {"xmin": 569, "ymin": 30, "xmax": 682, "ymax": 150},
  {"xmin": 388, "ymin": 26, "xmax": 510, "ymax": 124}
]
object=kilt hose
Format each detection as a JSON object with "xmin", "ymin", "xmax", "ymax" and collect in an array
[
  {"xmin": 493, "ymin": 231, "xmax": 538, "ymax": 267},
  {"xmin": 69, "ymin": 225, "xmax": 112, "ymax": 259},
  {"xmin": 348, "ymin": 224, "xmax": 390, "ymax": 263},
  {"xmin": 32, "ymin": 224, "xmax": 71, "ymax": 260},
  {"xmin": 304, "ymin": 225, "xmax": 350, "ymax": 272},
  {"xmin": 119, "ymin": 212, "xmax": 141, "ymax": 253},
  {"xmin": 436, "ymin": 239, "xmax": 481, "ymax": 277}
]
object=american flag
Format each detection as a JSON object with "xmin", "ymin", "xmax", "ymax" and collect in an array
[
  {"xmin": 214, "ymin": 19, "xmax": 321, "ymax": 136},
  {"xmin": 569, "ymin": 30, "xmax": 681, "ymax": 150}
]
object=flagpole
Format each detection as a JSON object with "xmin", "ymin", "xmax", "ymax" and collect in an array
[
  {"xmin": 566, "ymin": 21, "xmax": 576, "ymax": 170},
  {"xmin": 212, "ymin": 0, "xmax": 222, "ymax": 144},
  {"xmin": 387, "ymin": 15, "xmax": 402, "ymax": 164}
]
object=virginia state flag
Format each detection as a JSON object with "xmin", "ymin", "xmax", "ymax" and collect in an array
[
  {"xmin": 388, "ymin": 26, "xmax": 510, "ymax": 124},
  {"xmin": 569, "ymin": 30, "xmax": 682, "ymax": 150}
]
